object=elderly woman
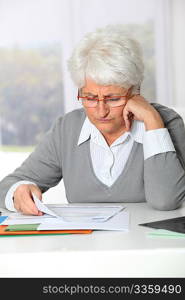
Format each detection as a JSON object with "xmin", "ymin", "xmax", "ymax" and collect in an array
[{"xmin": 0, "ymin": 25, "xmax": 185, "ymax": 215}]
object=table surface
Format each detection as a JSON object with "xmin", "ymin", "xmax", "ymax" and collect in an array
[{"xmin": 0, "ymin": 202, "xmax": 185, "ymax": 278}]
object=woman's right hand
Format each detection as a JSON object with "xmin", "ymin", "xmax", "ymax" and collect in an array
[{"xmin": 13, "ymin": 184, "xmax": 43, "ymax": 215}]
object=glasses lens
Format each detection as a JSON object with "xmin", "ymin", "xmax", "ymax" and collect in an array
[
  {"xmin": 79, "ymin": 98, "xmax": 97, "ymax": 107},
  {"xmin": 78, "ymin": 96, "xmax": 127, "ymax": 107},
  {"xmin": 107, "ymin": 98, "xmax": 127, "ymax": 107}
]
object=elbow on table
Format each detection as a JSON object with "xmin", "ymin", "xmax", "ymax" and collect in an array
[{"xmin": 147, "ymin": 194, "xmax": 184, "ymax": 211}]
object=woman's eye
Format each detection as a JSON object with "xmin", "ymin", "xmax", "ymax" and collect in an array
[
  {"xmin": 107, "ymin": 98, "xmax": 120, "ymax": 101},
  {"xmin": 87, "ymin": 97, "xmax": 97, "ymax": 101}
]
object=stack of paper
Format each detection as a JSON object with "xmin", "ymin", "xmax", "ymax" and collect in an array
[
  {"xmin": 0, "ymin": 195, "xmax": 129, "ymax": 236},
  {"xmin": 33, "ymin": 194, "xmax": 126, "ymax": 223},
  {"xmin": 0, "ymin": 224, "xmax": 92, "ymax": 237},
  {"xmin": 37, "ymin": 209, "xmax": 129, "ymax": 231}
]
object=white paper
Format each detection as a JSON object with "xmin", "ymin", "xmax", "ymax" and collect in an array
[
  {"xmin": 32, "ymin": 194, "xmax": 58, "ymax": 217},
  {"xmin": 45, "ymin": 204, "xmax": 124, "ymax": 222},
  {"xmin": 37, "ymin": 211, "xmax": 129, "ymax": 231},
  {"xmin": 2, "ymin": 194, "xmax": 126, "ymax": 228},
  {"xmin": 1, "ymin": 213, "xmax": 55, "ymax": 225},
  {"xmin": 33, "ymin": 194, "xmax": 125, "ymax": 222}
]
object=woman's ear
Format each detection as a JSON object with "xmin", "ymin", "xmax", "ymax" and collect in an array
[
  {"xmin": 126, "ymin": 86, "xmax": 134, "ymax": 99},
  {"xmin": 128, "ymin": 85, "xmax": 140, "ymax": 98},
  {"xmin": 134, "ymin": 84, "xmax": 140, "ymax": 95}
]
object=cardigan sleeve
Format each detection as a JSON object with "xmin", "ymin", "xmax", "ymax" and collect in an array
[
  {"xmin": 0, "ymin": 117, "xmax": 63, "ymax": 209},
  {"xmin": 144, "ymin": 105, "xmax": 185, "ymax": 210}
]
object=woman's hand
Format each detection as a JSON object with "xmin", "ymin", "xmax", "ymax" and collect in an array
[
  {"xmin": 123, "ymin": 95, "xmax": 165, "ymax": 131},
  {"xmin": 13, "ymin": 184, "xmax": 43, "ymax": 215}
]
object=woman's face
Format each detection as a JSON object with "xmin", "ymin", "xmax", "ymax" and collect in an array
[{"xmin": 81, "ymin": 78, "xmax": 129, "ymax": 137}]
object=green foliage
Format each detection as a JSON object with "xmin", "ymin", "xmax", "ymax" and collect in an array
[
  {"xmin": 0, "ymin": 145, "xmax": 35, "ymax": 152},
  {"xmin": 0, "ymin": 43, "xmax": 64, "ymax": 145}
]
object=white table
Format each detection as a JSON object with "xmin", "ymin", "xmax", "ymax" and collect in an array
[{"xmin": 0, "ymin": 202, "xmax": 185, "ymax": 278}]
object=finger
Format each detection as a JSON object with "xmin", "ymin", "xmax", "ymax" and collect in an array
[
  {"xmin": 13, "ymin": 185, "xmax": 43, "ymax": 215},
  {"xmin": 20, "ymin": 200, "xmax": 40, "ymax": 215},
  {"xmin": 123, "ymin": 108, "xmax": 131, "ymax": 131},
  {"xmin": 29, "ymin": 187, "xmax": 43, "ymax": 215},
  {"xmin": 14, "ymin": 196, "xmax": 23, "ymax": 212},
  {"xmin": 37, "ymin": 211, "xmax": 43, "ymax": 216},
  {"xmin": 30, "ymin": 185, "xmax": 42, "ymax": 201},
  {"xmin": 14, "ymin": 201, "xmax": 21, "ymax": 212},
  {"xmin": 125, "ymin": 116, "xmax": 130, "ymax": 131},
  {"xmin": 128, "ymin": 113, "xmax": 134, "ymax": 129},
  {"xmin": 26, "ymin": 196, "xmax": 43, "ymax": 216},
  {"xmin": 21, "ymin": 205, "xmax": 40, "ymax": 216},
  {"xmin": 18, "ymin": 192, "xmax": 40, "ymax": 215}
]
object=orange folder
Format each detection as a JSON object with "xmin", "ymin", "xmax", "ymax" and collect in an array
[{"xmin": 0, "ymin": 225, "xmax": 92, "ymax": 237}]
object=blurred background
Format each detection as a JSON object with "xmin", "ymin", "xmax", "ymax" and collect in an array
[{"xmin": 0, "ymin": 0, "xmax": 185, "ymax": 202}]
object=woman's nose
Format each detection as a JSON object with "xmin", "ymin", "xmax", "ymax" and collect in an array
[{"xmin": 97, "ymin": 100, "xmax": 110, "ymax": 117}]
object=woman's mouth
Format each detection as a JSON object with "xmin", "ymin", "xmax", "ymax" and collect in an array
[{"xmin": 97, "ymin": 118, "xmax": 112, "ymax": 122}]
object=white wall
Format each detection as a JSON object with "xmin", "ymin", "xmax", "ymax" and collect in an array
[
  {"xmin": 171, "ymin": 0, "xmax": 185, "ymax": 109},
  {"xmin": 0, "ymin": 152, "xmax": 67, "ymax": 204}
]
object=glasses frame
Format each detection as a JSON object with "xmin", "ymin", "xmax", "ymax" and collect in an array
[{"xmin": 77, "ymin": 89, "xmax": 130, "ymax": 108}]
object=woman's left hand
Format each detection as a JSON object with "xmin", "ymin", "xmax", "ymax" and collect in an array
[{"xmin": 123, "ymin": 95, "xmax": 165, "ymax": 131}]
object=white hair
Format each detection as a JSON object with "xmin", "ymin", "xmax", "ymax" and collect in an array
[{"xmin": 68, "ymin": 25, "xmax": 144, "ymax": 94}]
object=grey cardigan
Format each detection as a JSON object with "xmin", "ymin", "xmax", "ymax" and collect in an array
[{"xmin": 1, "ymin": 103, "xmax": 185, "ymax": 210}]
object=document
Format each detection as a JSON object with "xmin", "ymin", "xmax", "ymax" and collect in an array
[
  {"xmin": 1, "ymin": 214, "xmax": 55, "ymax": 225},
  {"xmin": 1, "ymin": 195, "xmax": 126, "ymax": 228},
  {"xmin": 33, "ymin": 194, "xmax": 58, "ymax": 217},
  {"xmin": 37, "ymin": 210, "xmax": 129, "ymax": 231},
  {"xmin": 33, "ymin": 194, "xmax": 125, "ymax": 222}
]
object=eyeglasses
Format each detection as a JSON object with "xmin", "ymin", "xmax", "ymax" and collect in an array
[{"xmin": 77, "ymin": 90, "xmax": 129, "ymax": 108}]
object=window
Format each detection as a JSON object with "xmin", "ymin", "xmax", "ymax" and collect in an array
[
  {"xmin": 1, "ymin": 0, "xmax": 184, "ymax": 198},
  {"xmin": 0, "ymin": 0, "xmax": 64, "ymax": 150}
]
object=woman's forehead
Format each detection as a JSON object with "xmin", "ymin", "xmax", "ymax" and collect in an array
[{"xmin": 83, "ymin": 79, "xmax": 126, "ymax": 94}]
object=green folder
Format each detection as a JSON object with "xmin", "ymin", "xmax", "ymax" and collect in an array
[
  {"xmin": 148, "ymin": 229, "xmax": 185, "ymax": 238},
  {"xmin": 5, "ymin": 224, "xmax": 40, "ymax": 231}
]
